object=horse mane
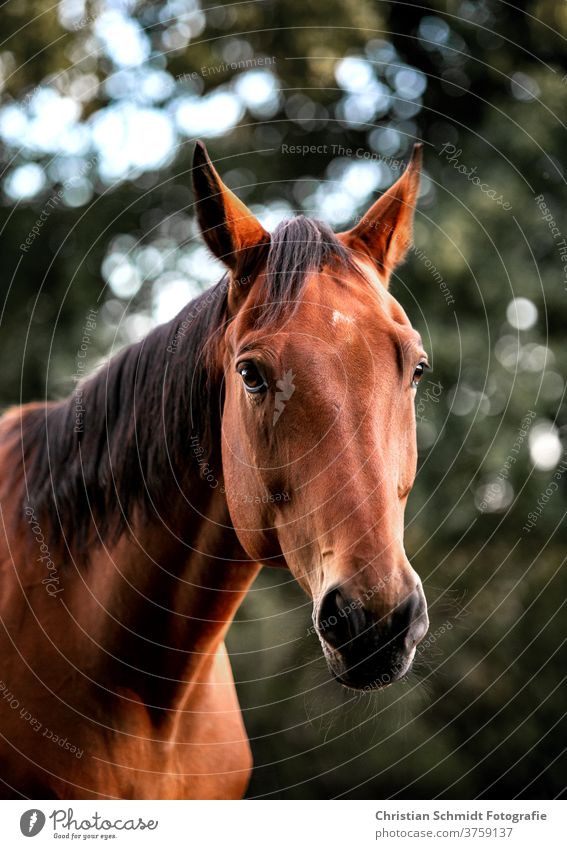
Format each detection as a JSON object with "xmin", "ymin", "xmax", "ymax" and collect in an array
[
  {"xmin": 260, "ymin": 216, "xmax": 356, "ymax": 323},
  {"xmin": 16, "ymin": 216, "xmax": 355, "ymax": 553}
]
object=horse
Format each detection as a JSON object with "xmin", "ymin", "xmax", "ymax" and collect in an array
[{"xmin": 0, "ymin": 140, "xmax": 429, "ymax": 799}]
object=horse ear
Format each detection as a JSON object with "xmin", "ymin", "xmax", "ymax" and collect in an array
[
  {"xmin": 339, "ymin": 143, "xmax": 422, "ymax": 287},
  {"xmin": 192, "ymin": 141, "xmax": 269, "ymax": 282}
]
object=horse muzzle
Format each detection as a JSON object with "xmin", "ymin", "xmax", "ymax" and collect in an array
[{"xmin": 314, "ymin": 583, "xmax": 429, "ymax": 690}]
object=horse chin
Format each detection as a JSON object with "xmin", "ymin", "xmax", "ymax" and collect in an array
[{"xmin": 323, "ymin": 645, "xmax": 416, "ymax": 692}]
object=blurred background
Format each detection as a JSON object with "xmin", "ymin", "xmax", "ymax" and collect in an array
[{"xmin": 0, "ymin": 0, "xmax": 565, "ymax": 798}]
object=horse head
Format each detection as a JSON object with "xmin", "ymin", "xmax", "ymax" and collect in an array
[{"xmin": 193, "ymin": 141, "xmax": 429, "ymax": 690}]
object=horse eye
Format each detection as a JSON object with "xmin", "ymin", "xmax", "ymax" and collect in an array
[
  {"xmin": 237, "ymin": 361, "xmax": 267, "ymax": 394},
  {"xmin": 412, "ymin": 361, "xmax": 429, "ymax": 388}
]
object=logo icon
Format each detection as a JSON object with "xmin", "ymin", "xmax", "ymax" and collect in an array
[
  {"xmin": 20, "ymin": 810, "xmax": 46, "ymax": 837},
  {"xmin": 273, "ymin": 370, "xmax": 295, "ymax": 425}
]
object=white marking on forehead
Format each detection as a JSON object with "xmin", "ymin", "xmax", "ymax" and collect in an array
[
  {"xmin": 332, "ymin": 309, "xmax": 355, "ymax": 326},
  {"xmin": 330, "ymin": 309, "xmax": 356, "ymax": 345}
]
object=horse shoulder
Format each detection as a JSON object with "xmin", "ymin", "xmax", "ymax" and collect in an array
[{"xmin": 169, "ymin": 642, "xmax": 252, "ymax": 799}]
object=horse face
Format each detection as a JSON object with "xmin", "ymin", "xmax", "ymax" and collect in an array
[{"xmin": 193, "ymin": 142, "xmax": 429, "ymax": 690}]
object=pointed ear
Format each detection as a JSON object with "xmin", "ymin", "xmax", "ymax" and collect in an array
[
  {"xmin": 192, "ymin": 141, "xmax": 269, "ymax": 280},
  {"xmin": 339, "ymin": 143, "xmax": 422, "ymax": 287}
]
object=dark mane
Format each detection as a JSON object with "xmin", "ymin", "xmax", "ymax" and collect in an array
[
  {"xmin": 19, "ymin": 279, "xmax": 229, "ymax": 554},
  {"xmin": 17, "ymin": 216, "xmax": 356, "ymax": 553},
  {"xmin": 260, "ymin": 216, "xmax": 356, "ymax": 323}
]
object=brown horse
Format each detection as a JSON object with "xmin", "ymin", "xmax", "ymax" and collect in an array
[{"xmin": 0, "ymin": 141, "xmax": 429, "ymax": 799}]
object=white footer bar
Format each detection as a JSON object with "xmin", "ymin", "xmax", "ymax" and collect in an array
[{"xmin": 2, "ymin": 799, "xmax": 565, "ymax": 848}]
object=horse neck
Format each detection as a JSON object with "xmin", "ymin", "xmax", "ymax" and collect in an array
[
  {"xmin": 9, "ymin": 295, "xmax": 262, "ymax": 719},
  {"xmin": 83, "ymin": 488, "xmax": 261, "ymax": 719}
]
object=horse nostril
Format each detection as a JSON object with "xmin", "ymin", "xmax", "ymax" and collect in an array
[
  {"xmin": 392, "ymin": 587, "xmax": 428, "ymax": 650},
  {"xmin": 316, "ymin": 585, "xmax": 428, "ymax": 655},
  {"xmin": 316, "ymin": 587, "xmax": 365, "ymax": 650}
]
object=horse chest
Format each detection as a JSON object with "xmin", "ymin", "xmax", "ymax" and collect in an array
[{"xmin": 86, "ymin": 648, "xmax": 252, "ymax": 800}]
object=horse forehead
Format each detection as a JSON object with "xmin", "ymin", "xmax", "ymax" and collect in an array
[{"xmin": 300, "ymin": 265, "xmax": 414, "ymax": 342}]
